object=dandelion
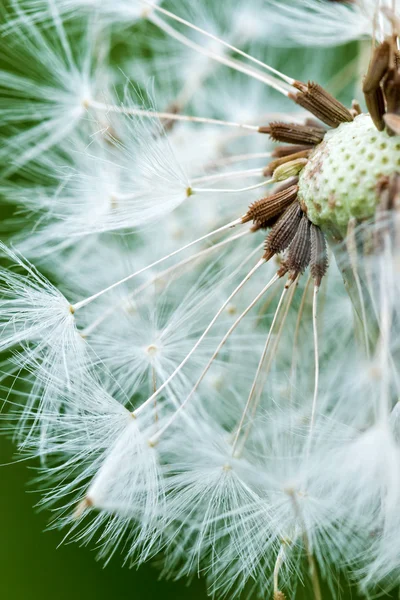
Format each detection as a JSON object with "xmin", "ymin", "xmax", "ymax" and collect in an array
[{"xmin": 2, "ymin": 1, "xmax": 400, "ymax": 599}]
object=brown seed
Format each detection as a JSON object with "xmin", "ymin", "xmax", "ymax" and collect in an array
[
  {"xmin": 263, "ymin": 202, "xmax": 303, "ymax": 259},
  {"xmin": 286, "ymin": 214, "xmax": 311, "ymax": 276},
  {"xmin": 272, "ymin": 144, "xmax": 313, "ymax": 158},
  {"xmin": 363, "ymin": 40, "xmax": 390, "ymax": 131},
  {"xmin": 376, "ymin": 172, "xmax": 400, "ymax": 212},
  {"xmin": 310, "ymin": 224, "xmax": 328, "ymax": 287},
  {"xmin": 291, "ymin": 81, "xmax": 354, "ymax": 128},
  {"xmin": 363, "ymin": 41, "xmax": 390, "ymax": 93},
  {"xmin": 376, "ymin": 175, "xmax": 391, "ymax": 207},
  {"xmin": 364, "ymin": 86, "xmax": 386, "ymax": 131},
  {"xmin": 264, "ymin": 149, "xmax": 312, "ymax": 177},
  {"xmin": 242, "ymin": 185, "xmax": 299, "ymax": 228},
  {"xmin": 259, "ymin": 122, "xmax": 325, "ymax": 145},
  {"xmin": 249, "ymin": 178, "xmax": 299, "ymax": 232}
]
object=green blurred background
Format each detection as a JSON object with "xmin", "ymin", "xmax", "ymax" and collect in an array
[{"xmin": 0, "ymin": 436, "xmax": 208, "ymax": 600}]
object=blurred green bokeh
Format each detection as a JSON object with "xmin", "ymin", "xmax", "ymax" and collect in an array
[{"xmin": 0, "ymin": 437, "xmax": 208, "ymax": 600}]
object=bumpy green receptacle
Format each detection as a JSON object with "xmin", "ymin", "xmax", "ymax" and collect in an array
[{"xmin": 298, "ymin": 114, "xmax": 400, "ymax": 238}]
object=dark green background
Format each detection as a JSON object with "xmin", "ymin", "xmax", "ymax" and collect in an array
[{"xmin": 0, "ymin": 437, "xmax": 208, "ymax": 600}]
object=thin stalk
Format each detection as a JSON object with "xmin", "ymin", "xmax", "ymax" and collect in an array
[
  {"xmin": 205, "ymin": 152, "xmax": 272, "ymax": 170},
  {"xmin": 81, "ymin": 229, "xmax": 251, "ymax": 337},
  {"xmin": 328, "ymin": 232, "xmax": 379, "ymax": 354},
  {"xmin": 378, "ymin": 235, "xmax": 393, "ymax": 422},
  {"xmin": 89, "ymin": 99, "xmax": 260, "ymax": 131},
  {"xmin": 191, "ymin": 179, "xmax": 274, "ymax": 194},
  {"xmin": 290, "ymin": 276, "xmax": 312, "ymax": 393},
  {"xmin": 192, "ymin": 178, "xmax": 273, "ymax": 194},
  {"xmin": 147, "ymin": 2, "xmax": 296, "ymax": 87},
  {"xmin": 231, "ymin": 285, "xmax": 289, "ymax": 456},
  {"xmin": 346, "ymin": 219, "xmax": 371, "ymax": 358},
  {"xmin": 149, "ymin": 13, "xmax": 290, "ymax": 97},
  {"xmin": 234, "ymin": 278, "xmax": 298, "ymax": 456},
  {"xmin": 274, "ymin": 545, "xmax": 288, "ymax": 599},
  {"xmin": 147, "ymin": 272, "xmax": 281, "ymax": 443},
  {"xmin": 305, "ymin": 285, "xmax": 320, "ymax": 457},
  {"xmin": 288, "ymin": 490, "xmax": 322, "ymax": 600},
  {"xmin": 72, "ymin": 217, "xmax": 243, "ymax": 311},
  {"xmin": 191, "ymin": 167, "xmax": 264, "ymax": 185}
]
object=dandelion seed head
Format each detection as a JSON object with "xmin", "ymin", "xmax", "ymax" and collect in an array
[
  {"xmin": 298, "ymin": 114, "xmax": 400, "ymax": 236},
  {"xmin": 3, "ymin": 0, "xmax": 400, "ymax": 597}
]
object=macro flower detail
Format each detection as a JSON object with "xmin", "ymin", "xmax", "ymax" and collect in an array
[
  {"xmin": 299, "ymin": 113, "xmax": 400, "ymax": 235},
  {"xmin": 2, "ymin": 2, "xmax": 400, "ymax": 600}
]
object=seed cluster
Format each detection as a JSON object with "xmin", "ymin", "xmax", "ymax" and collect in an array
[{"xmin": 244, "ymin": 36, "xmax": 400, "ymax": 284}]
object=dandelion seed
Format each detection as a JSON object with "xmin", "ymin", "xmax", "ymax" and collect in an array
[{"xmin": 0, "ymin": 1, "xmax": 105, "ymax": 173}]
